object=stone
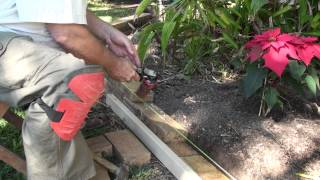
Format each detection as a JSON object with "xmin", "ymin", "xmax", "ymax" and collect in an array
[
  {"xmin": 105, "ymin": 130, "xmax": 151, "ymax": 166},
  {"xmin": 90, "ymin": 163, "xmax": 110, "ymax": 180},
  {"xmin": 87, "ymin": 135, "xmax": 113, "ymax": 157},
  {"xmin": 167, "ymin": 142, "xmax": 198, "ymax": 157},
  {"xmin": 183, "ymin": 155, "xmax": 229, "ymax": 180}
]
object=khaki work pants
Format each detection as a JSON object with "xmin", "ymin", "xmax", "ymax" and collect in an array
[{"xmin": 0, "ymin": 34, "xmax": 99, "ymax": 180}]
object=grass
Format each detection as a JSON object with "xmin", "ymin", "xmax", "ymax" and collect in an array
[
  {"xmin": 0, "ymin": 118, "xmax": 25, "ymax": 180},
  {"xmin": 129, "ymin": 166, "xmax": 154, "ymax": 180},
  {"xmin": 88, "ymin": 0, "xmax": 136, "ymax": 23}
]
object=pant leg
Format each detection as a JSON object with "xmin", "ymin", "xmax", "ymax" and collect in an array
[{"xmin": 0, "ymin": 37, "xmax": 101, "ymax": 180}]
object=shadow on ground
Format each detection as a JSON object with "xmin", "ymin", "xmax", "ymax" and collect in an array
[{"xmin": 154, "ymin": 76, "xmax": 320, "ymax": 179}]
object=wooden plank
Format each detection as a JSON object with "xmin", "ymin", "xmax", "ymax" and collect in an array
[
  {"xmin": 0, "ymin": 102, "xmax": 9, "ymax": 118},
  {"xmin": 105, "ymin": 94, "xmax": 201, "ymax": 180},
  {"xmin": 183, "ymin": 155, "xmax": 229, "ymax": 180},
  {"xmin": 0, "ymin": 145, "xmax": 26, "ymax": 175},
  {"xmin": 3, "ymin": 110, "xmax": 23, "ymax": 130},
  {"xmin": 111, "ymin": 13, "xmax": 153, "ymax": 34}
]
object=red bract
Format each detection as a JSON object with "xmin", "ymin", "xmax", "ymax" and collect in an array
[
  {"xmin": 245, "ymin": 28, "xmax": 320, "ymax": 77},
  {"xmin": 290, "ymin": 36, "xmax": 320, "ymax": 65}
]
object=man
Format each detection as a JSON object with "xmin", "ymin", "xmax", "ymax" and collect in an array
[{"xmin": 0, "ymin": 0, "xmax": 140, "ymax": 179}]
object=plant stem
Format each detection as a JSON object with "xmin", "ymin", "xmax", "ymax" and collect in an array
[{"xmin": 258, "ymin": 77, "xmax": 268, "ymax": 117}]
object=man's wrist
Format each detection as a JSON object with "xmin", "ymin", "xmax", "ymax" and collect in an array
[
  {"xmin": 101, "ymin": 48, "xmax": 117, "ymax": 68},
  {"xmin": 86, "ymin": 10, "xmax": 113, "ymax": 41}
]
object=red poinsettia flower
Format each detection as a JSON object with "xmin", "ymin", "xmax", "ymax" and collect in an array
[
  {"xmin": 245, "ymin": 28, "xmax": 300, "ymax": 76},
  {"xmin": 245, "ymin": 28, "xmax": 319, "ymax": 77},
  {"xmin": 290, "ymin": 36, "xmax": 320, "ymax": 65}
]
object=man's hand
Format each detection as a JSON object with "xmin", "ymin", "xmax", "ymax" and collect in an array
[
  {"xmin": 47, "ymin": 23, "xmax": 140, "ymax": 82},
  {"xmin": 104, "ymin": 56, "xmax": 140, "ymax": 82},
  {"xmin": 106, "ymin": 28, "xmax": 141, "ymax": 67},
  {"xmin": 86, "ymin": 10, "xmax": 141, "ymax": 67}
]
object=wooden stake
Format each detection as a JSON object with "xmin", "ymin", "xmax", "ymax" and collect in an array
[
  {"xmin": 93, "ymin": 155, "xmax": 118, "ymax": 174},
  {"xmin": 0, "ymin": 145, "xmax": 26, "ymax": 175}
]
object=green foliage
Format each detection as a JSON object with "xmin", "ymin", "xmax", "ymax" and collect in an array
[
  {"xmin": 183, "ymin": 36, "xmax": 214, "ymax": 74},
  {"xmin": 305, "ymin": 75, "xmax": 317, "ymax": 96},
  {"xmin": 250, "ymin": 0, "xmax": 268, "ymax": 15},
  {"xmin": 161, "ymin": 21, "xmax": 176, "ymax": 56},
  {"xmin": 242, "ymin": 59, "xmax": 320, "ymax": 115},
  {"xmin": 138, "ymin": 31, "xmax": 156, "ymax": 62},
  {"xmin": 264, "ymin": 87, "xmax": 282, "ymax": 114},
  {"xmin": 288, "ymin": 61, "xmax": 306, "ymax": 81},
  {"xmin": 137, "ymin": 0, "xmax": 320, "ymax": 114},
  {"xmin": 0, "ymin": 119, "xmax": 25, "ymax": 180},
  {"xmin": 129, "ymin": 166, "xmax": 154, "ymax": 180},
  {"xmin": 241, "ymin": 63, "xmax": 268, "ymax": 98},
  {"xmin": 136, "ymin": 0, "xmax": 152, "ymax": 17}
]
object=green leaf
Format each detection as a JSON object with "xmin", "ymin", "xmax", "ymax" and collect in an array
[
  {"xmin": 251, "ymin": 0, "xmax": 268, "ymax": 15},
  {"xmin": 223, "ymin": 32, "xmax": 239, "ymax": 49},
  {"xmin": 138, "ymin": 31, "xmax": 155, "ymax": 62},
  {"xmin": 207, "ymin": 11, "xmax": 227, "ymax": 28},
  {"xmin": 305, "ymin": 75, "xmax": 317, "ymax": 96},
  {"xmin": 303, "ymin": 31, "xmax": 320, "ymax": 37},
  {"xmin": 272, "ymin": 5, "xmax": 292, "ymax": 17},
  {"xmin": 242, "ymin": 64, "xmax": 268, "ymax": 98},
  {"xmin": 308, "ymin": 67, "xmax": 320, "ymax": 88},
  {"xmin": 216, "ymin": 9, "xmax": 241, "ymax": 30},
  {"xmin": 311, "ymin": 13, "xmax": 320, "ymax": 29},
  {"xmin": 298, "ymin": 0, "xmax": 308, "ymax": 26},
  {"xmin": 264, "ymin": 87, "xmax": 280, "ymax": 112},
  {"xmin": 161, "ymin": 21, "xmax": 176, "ymax": 55},
  {"xmin": 142, "ymin": 22, "xmax": 163, "ymax": 33},
  {"xmin": 285, "ymin": 75, "xmax": 305, "ymax": 95},
  {"xmin": 136, "ymin": 0, "xmax": 152, "ymax": 17},
  {"xmin": 288, "ymin": 61, "xmax": 306, "ymax": 80}
]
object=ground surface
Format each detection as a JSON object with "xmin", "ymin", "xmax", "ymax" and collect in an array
[
  {"xmin": 85, "ymin": 102, "xmax": 176, "ymax": 180},
  {"xmin": 151, "ymin": 63, "xmax": 320, "ymax": 179},
  {"xmin": 88, "ymin": 0, "xmax": 139, "ymax": 23}
]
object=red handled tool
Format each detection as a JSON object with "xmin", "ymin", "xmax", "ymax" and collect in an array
[{"xmin": 135, "ymin": 68, "xmax": 158, "ymax": 99}]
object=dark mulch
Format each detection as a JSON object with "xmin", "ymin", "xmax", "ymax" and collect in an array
[{"xmin": 150, "ymin": 62, "xmax": 320, "ymax": 179}]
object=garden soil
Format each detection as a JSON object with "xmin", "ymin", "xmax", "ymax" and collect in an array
[{"xmin": 153, "ymin": 66, "xmax": 320, "ymax": 179}]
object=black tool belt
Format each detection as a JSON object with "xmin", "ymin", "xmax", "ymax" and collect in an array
[{"xmin": 0, "ymin": 31, "xmax": 31, "ymax": 57}]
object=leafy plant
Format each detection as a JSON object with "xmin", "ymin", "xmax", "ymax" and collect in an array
[
  {"xmin": 243, "ymin": 28, "xmax": 320, "ymax": 115},
  {"xmin": 136, "ymin": 0, "xmax": 241, "ymax": 71},
  {"xmin": 136, "ymin": 0, "xmax": 320, "ymax": 71}
]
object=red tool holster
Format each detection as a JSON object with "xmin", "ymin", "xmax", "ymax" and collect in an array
[{"xmin": 49, "ymin": 72, "xmax": 105, "ymax": 141}]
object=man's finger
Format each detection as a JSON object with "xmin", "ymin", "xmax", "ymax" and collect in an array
[
  {"xmin": 125, "ymin": 43, "xmax": 141, "ymax": 67},
  {"xmin": 129, "ymin": 50, "xmax": 141, "ymax": 67},
  {"xmin": 132, "ymin": 72, "xmax": 141, "ymax": 81},
  {"xmin": 124, "ymin": 41, "xmax": 134, "ymax": 54}
]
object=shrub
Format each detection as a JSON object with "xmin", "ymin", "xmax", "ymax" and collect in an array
[{"xmin": 243, "ymin": 28, "xmax": 320, "ymax": 115}]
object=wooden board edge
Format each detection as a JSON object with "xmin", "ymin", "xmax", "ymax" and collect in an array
[{"xmin": 105, "ymin": 93, "xmax": 201, "ymax": 180}]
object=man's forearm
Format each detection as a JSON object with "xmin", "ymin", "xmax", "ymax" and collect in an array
[
  {"xmin": 47, "ymin": 23, "xmax": 115, "ymax": 67},
  {"xmin": 86, "ymin": 10, "xmax": 114, "ymax": 41}
]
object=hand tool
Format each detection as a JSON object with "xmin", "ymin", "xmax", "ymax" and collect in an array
[{"xmin": 135, "ymin": 67, "xmax": 158, "ymax": 99}]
